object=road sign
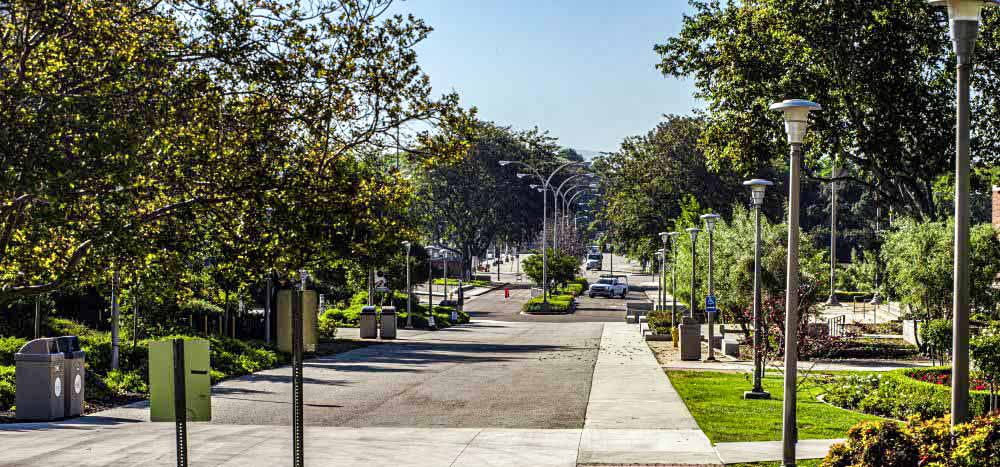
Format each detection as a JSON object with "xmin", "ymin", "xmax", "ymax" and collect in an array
[{"xmin": 705, "ymin": 295, "xmax": 718, "ymax": 313}]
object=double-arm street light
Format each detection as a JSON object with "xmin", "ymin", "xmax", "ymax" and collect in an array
[
  {"xmin": 929, "ymin": 0, "xmax": 993, "ymax": 429},
  {"xmin": 701, "ymin": 214, "xmax": 720, "ymax": 361},
  {"xmin": 500, "ymin": 160, "xmax": 588, "ymax": 309},
  {"xmin": 771, "ymin": 98, "xmax": 821, "ymax": 467},
  {"xmin": 742, "ymin": 179, "xmax": 773, "ymax": 401},
  {"xmin": 553, "ymin": 174, "xmax": 597, "ymax": 249}
]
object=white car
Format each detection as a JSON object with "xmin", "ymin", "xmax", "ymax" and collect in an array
[
  {"xmin": 588, "ymin": 276, "xmax": 628, "ymax": 299},
  {"xmin": 585, "ymin": 253, "xmax": 602, "ymax": 270}
]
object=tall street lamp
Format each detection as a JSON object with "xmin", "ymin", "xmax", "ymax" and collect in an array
[
  {"xmin": 771, "ymin": 98, "xmax": 821, "ymax": 467},
  {"xmin": 659, "ymin": 232, "xmax": 670, "ymax": 312},
  {"xmin": 686, "ymin": 227, "xmax": 700, "ymax": 321},
  {"xmin": 667, "ymin": 231, "xmax": 681, "ymax": 336},
  {"xmin": 403, "ymin": 241, "xmax": 412, "ymax": 328},
  {"xmin": 826, "ymin": 159, "xmax": 842, "ymax": 306},
  {"xmin": 930, "ymin": 7, "xmax": 994, "ymax": 421},
  {"xmin": 553, "ymin": 174, "xmax": 596, "ymax": 250},
  {"xmin": 701, "ymin": 214, "xmax": 720, "ymax": 361},
  {"xmin": 501, "ymin": 160, "xmax": 588, "ymax": 310},
  {"xmin": 743, "ymin": 179, "xmax": 773, "ymax": 401}
]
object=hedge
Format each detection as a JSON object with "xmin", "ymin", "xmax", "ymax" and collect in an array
[
  {"xmin": 823, "ymin": 367, "xmax": 991, "ymax": 420},
  {"xmin": 824, "ymin": 413, "xmax": 1000, "ymax": 467},
  {"xmin": 521, "ymin": 294, "xmax": 575, "ymax": 313}
]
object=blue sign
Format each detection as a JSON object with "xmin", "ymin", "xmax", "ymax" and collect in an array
[{"xmin": 705, "ymin": 295, "xmax": 718, "ymax": 313}]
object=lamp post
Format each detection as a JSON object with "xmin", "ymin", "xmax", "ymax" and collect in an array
[
  {"xmin": 826, "ymin": 160, "xmax": 842, "ymax": 306},
  {"xmin": 667, "ymin": 231, "xmax": 681, "ymax": 335},
  {"xmin": 553, "ymin": 174, "xmax": 596, "ymax": 250},
  {"xmin": 771, "ymin": 98, "xmax": 821, "ymax": 467},
  {"xmin": 701, "ymin": 214, "xmax": 720, "ymax": 361},
  {"xmin": 656, "ymin": 248, "xmax": 665, "ymax": 312},
  {"xmin": 403, "ymin": 241, "xmax": 412, "ymax": 328},
  {"xmin": 929, "ymin": 0, "xmax": 994, "ymax": 429},
  {"xmin": 503, "ymin": 160, "xmax": 588, "ymax": 310},
  {"xmin": 686, "ymin": 228, "xmax": 700, "ymax": 321},
  {"xmin": 427, "ymin": 246, "xmax": 436, "ymax": 327},
  {"xmin": 743, "ymin": 179, "xmax": 773, "ymax": 401},
  {"xmin": 660, "ymin": 231, "xmax": 670, "ymax": 312}
]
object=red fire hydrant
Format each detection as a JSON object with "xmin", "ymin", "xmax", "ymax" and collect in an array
[{"xmin": 504, "ymin": 288, "xmax": 510, "ymax": 299}]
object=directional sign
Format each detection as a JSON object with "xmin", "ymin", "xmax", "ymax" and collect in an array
[{"xmin": 705, "ymin": 295, "xmax": 718, "ymax": 313}]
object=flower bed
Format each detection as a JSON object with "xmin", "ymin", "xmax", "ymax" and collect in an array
[
  {"xmin": 521, "ymin": 294, "xmax": 575, "ymax": 313},
  {"xmin": 905, "ymin": 367, "xmax": 991, "ymax": 391},
  {"xmin": 823, "ymin": 368, "xmax": 992, "ymax": 420}
]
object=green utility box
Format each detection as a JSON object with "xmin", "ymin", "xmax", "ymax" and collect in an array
[
  {"xmin": 277, "ymin": 289, "xmax": 318, "ymax": 353},
  {"xmin": 149, "ymin": 339, "xmax": 212, "ymax": 422}
]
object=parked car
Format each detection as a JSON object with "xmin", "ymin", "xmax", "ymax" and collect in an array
[
  {"xmin": 585, "ymin": 253, "xmax": 603, "ymax": 270},
  {"xmin": 588, "ymin": 275, "xmax": 628, "ymax": 298}
]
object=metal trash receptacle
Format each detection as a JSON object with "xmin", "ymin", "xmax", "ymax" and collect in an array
[
  {"xmin": 679, "ymin": 318, "xmax": 702, "ymax": 361},
  {"xmin": 56, "ymin": 336, "xmax": 85, "ymax": 417},
  {"xmin": 15, "ymin": 338, "xmax": 65, "ymax": 421},
  {"xmin": 360, "ymin": 306, "xmax": 378, "ymax": 339},
  {"xmin": 380, "ymin": 306, "xmax": 397, "ymax": 339}
]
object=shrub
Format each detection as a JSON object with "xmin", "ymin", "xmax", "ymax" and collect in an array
[
  {"xmin": 823, "ymin": 414, "xmax": 1000, "ymax": 467},
  {"xmin": 921, "ymin": 319, "xmax": 952, "ymax": 364},
  {"xmin": 318, "ymin": 313, "xmax": 338, "ymax": 342},
  {"xmin": 521, "ymin": 294, "xmax": 575, "ymax": 313},
  {"xmin": 103, "ymin": 369, "xmax": 148, "ymax": 395},
  {"xmin": 0, "ymin": 365, "xmax": 14, "ymax": 411},
  {"xmin": 647, "ymin": 310, "xmax": 673, "ymax": 335},
  {"xmin": 823, "ymin": 368, "xmax": 991, "ymax": 420},
  {"xmin": 971, "ymin": 322, "xmax": 1000, "ymax": 411},
  {"xmin": 0, "ymin": 336, "xmax": 27, "ymax": 366}
]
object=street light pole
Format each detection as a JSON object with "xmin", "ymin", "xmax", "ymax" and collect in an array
[
  {"xmin": 701, "ymin": 214, "xmax": 720, "ymax": 361},
  {"xmin": 826, "ymin": 158, "xmax": 841, "ymax": 306},
  {"xmin": 659, "ymin": 232, "xmax": 670, "ymax": 312},
  {"xmin": 403, "ymin": 241, "xmax": 412, "ymax": 328},
  {"xmin": 743, "ymin": 179, "xmax": 773, "ymax": 400},
  {"xmin": 771, "ymin": 98, "xmax": 821, "ymax": 467},
  {"xmin": 929, "ymin": 0, "xmax": 993, "ymax": 428},
  {"xmin": 667, "ymin": 232, "xmax": 681, "ymax": 336},
  {"xmin": 686, "ymin": 228, "xmax": 700, "ymax": 321}
]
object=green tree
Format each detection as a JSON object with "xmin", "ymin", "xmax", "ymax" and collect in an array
[
  {"xmin": 656, "ymin": 0, "xmax": 959, "ymax": 220},
  {"xmin": 522, "ymin": 250, "xmax": 579, "ymax": 287}
]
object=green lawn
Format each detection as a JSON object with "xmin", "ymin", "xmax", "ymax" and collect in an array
[{"xmin": 667, "ymin": 370, "xmax": 884, "ymax": 443}]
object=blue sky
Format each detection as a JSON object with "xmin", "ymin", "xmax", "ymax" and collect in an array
[{"xmin": 391, "ymin": 0, "xmax": 701, "ymax": 153}]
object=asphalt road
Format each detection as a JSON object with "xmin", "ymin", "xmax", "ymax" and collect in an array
[{"xmin": 208, "ymin": 254, "xmax": 652, "ymax": 429}]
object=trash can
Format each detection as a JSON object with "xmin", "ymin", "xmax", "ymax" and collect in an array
[
  {"xmin": 380, "ymin": 306, "xmax": 397, "ymax": 339},
  {"xmin": 360, "ymin": 306, "xmax": 378, "ymax": 339},
  {"xmin": 15, "ymin": 338, "xmax": 65, "ymax": 421},
  {"xmin": 149, "ymin": 339, "xmax": 212, "ymax": 422},
  {"xmin": 679, "ymin": 318, "xmax": 702, "ymax": 361},
  {"xmin": 56, "ymin": 336, "xmax": 85, "ymax": 417}
]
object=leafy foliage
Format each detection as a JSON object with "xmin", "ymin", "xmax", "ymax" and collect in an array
[{"xmin": 521, "ymin": 250, "xmax": 580, "ymax": 287}]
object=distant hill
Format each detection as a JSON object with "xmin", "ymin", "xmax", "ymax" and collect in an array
[{"xmin": 573, "ymin": 149, "xmax": 606, "ymax": 161}]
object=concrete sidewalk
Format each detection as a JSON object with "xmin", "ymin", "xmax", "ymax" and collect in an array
[{"xmin": 578, "ymin": 322, "xmax": 721, "ymax": 466}]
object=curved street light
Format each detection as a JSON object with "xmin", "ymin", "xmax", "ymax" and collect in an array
[{"xmin": 499, "ymin": 160, "xmax": 588, "ymax": 309}]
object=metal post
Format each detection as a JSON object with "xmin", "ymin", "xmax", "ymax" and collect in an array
[
  {"xmin": 783, "ymin": 142, "xmax": 803, "ymax": 467},
  {"xmin": 34, "ymin": 296, "xmax": 40, "ymax": 340},
  {"xmin": 428, "ymin": 253, "xmax": 435, "ymax": 327},
  {"xmin": 292, "ymin": 275, "xmax": 305, "ymax": 467},
  {"xmin": 406, "ymin": 244, "xmax": 412, "ymax": 328},
  {"xmin": 173, "ymin": 338, "xmax": 188, "ymax": 467},
  {"xmin": 952, "ymin": 18, "xmax": 979, "ymax": 428},
  {"xmin": 688, "ymin": 231, "xmax": 698, "ymax": 320},
  {"xmin": 747, "ymin": 204, "xmax": 769, "ymax": 398},
  {"xmin": 111, "ymin": 268, "xmax": 120, "ymax": 370},
  {"xmin": 827, "ymin": 158, "xmax": 840, "ymax": 306},
  {"xmin": 542, "ymin": 188, "xmax": 549, "ymax": 309},
  {"xmin": 671, "ymin": 239, "xmax": 678, "ymax": 334},
  {"xmin": 707, "ymin": 229, "xmax": 716, "ymax": 361},
  {"xmin": 265, "ymin": 275, "xmax": 272, "ymax": 344}
]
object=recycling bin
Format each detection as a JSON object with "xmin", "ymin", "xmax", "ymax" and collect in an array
[
  {"xmin": 380, "ymin": 306, "xmax": 397, "ymax": 339},
  {"xmin": 56, "ymin": 336, "xmax": 86, "ymax": 417},
  {"xmin": 277, "ymin": 289, "xmax": 318, "ymax": 353},
  {"xmin": 149, "ymin": 339, "xmax": 212, "ymax": 422},
  {"xmin": 679, "ymin": 318, "xmax": 702, "ymax": 361},
  {"xmin": 359, "ymin": 306, "xmax": 378, "ymax": 339},
  {"xmin": 15, "ymin": 338, "xmax": 65, "ymax": 421}
]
